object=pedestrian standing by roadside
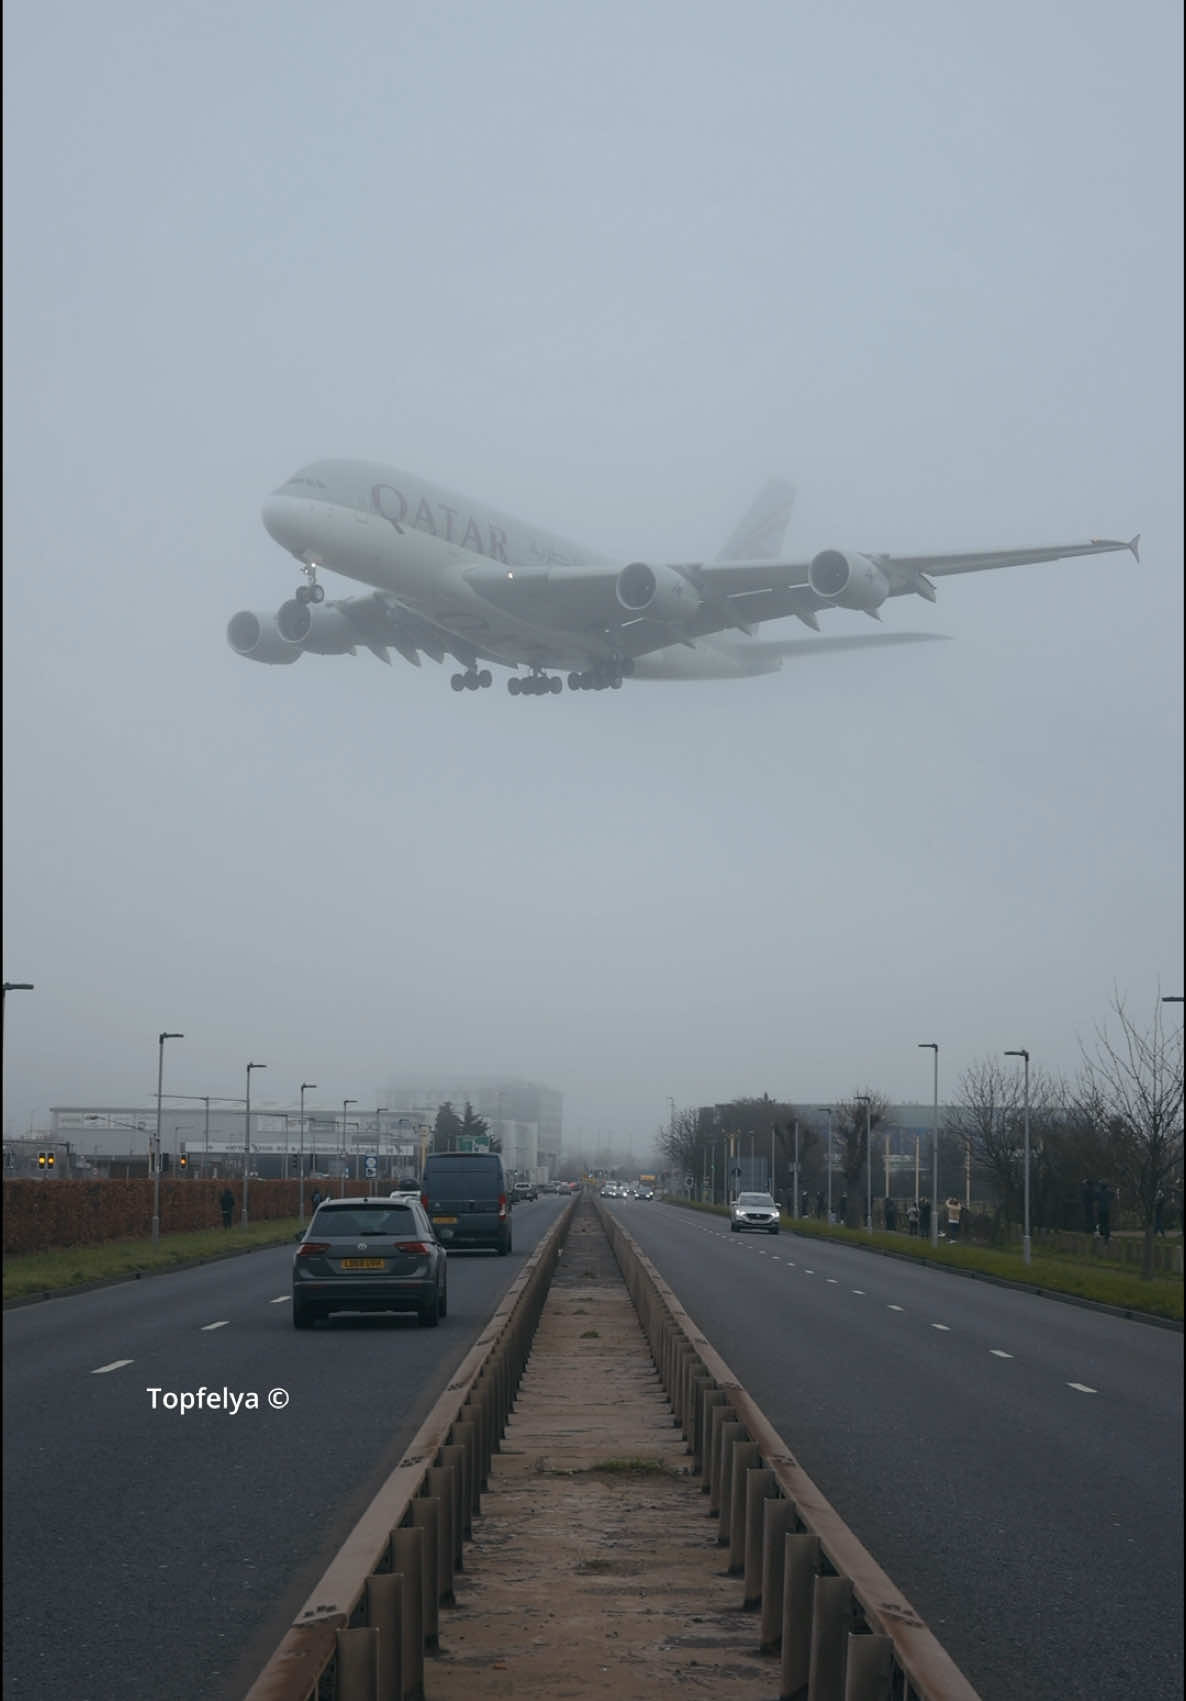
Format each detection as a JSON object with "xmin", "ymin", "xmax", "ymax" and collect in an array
[
  {"xmin": 884, "ymin": 1196, "xmax": 897, "ymax": 1233},
  {"xmin": 920, "ymin": 1197, "xmax": 931, "ymax": 1238},
  {"xmin": 311, "ymin": 1187, "xmax": 323, "ymax": 1213},
  {"xmin": 907, "ymin": 1200, "xmax": 920, "ymax": 1237},
  {"xmin": 1096, "ymin": 1181, "xmax": 1112, "ymax": 1244},
  {"xmin": 945, "ymin": 1196, "xmax": 961, "ymax": 1242},
  {"xmin": 219, "ymin": 1186, "xmax": 234, "ymax": 1229},
  {"xmin": 815, "ymin": 1190, "xmax": 826, "ymax": 1220}
]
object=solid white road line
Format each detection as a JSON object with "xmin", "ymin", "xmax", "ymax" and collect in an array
[
  {"xmin": 1068, "ymin": 1382, "xmax": 1098, "ymax": 1394},
  {"xmin": 200, "ymin": 1320, "xmax": 229, "ymax": 1331},
  {"xmin": 91, "ymin": 1359, "xmax": 133, "ymax": 1374}
]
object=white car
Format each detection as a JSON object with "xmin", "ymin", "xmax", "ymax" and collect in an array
[{"xmin": 731, "ymin": 1192, "xmax": 781, "ymax": 1235}]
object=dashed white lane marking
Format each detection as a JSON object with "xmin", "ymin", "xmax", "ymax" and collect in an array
[
  {"xmin": 1068, "ymin": 1382, "xmax": 1098, "ymax": 1394},
  {"xmin": 888, "ymin": 1304, "xmax": 904, "ymax": 1312},
  {"xmin": 826, "ymin": 1278, "xmax": 839, "ymax": 1284},
  {"xmin": 852, "ymin": 1289, "xmax": 865, "ymax": 1295},
  {"xmin": 804, "ymin": 1269, "xmax": 815, "ymax": 1275},
  {"xmin": 931, "ymin": 1323, "xmax": 951, "ymax": 1331},
  {"xmin": 270, "ymin": 1295, "xmax": 291, "ymax": 1304},
  {"xmin": 990, "ymin": 1349, "xmax": 1013, "ymax": 1359},
  {"xmin": 200, "ymin": 1320, "xmax": 229, "ymax": 1331},
  {"xmin": 91, "ymin": 1359, "xmax": 133, "ymax": 1374}
]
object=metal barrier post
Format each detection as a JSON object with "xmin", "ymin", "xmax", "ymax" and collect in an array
[
  {"xmin": 729, "ymin": 1442, "xmax": 762, "ymax": 1572},
  {"xmin": 780, "ymin": 1531, "xmax": 821, "ymax": 1700},
  {"xmin": 760, "ymin": 1496, "xmax": 796, "ymax": 1652},
  {"xmin": 743, "ymin": 1467, "xmax": 777, "ymax": 1607}
]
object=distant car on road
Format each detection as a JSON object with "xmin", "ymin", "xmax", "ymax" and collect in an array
[
  {"xmin": 638, "ymin": 1187, "xmax": 655, "ymax": 1200},
  {"xmin": 512, "ymin": 1180, "xmax": 537, "ymax": 1203},
  {"xmin": 731, "ymin": 1192, "xmax": 781, "ymax": 1234},
  {"xmin": 292, "ymin": 1196, "xmax": 447, "ymax": 1328}
]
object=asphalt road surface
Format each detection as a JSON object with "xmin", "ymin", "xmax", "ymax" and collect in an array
[
  {"xmin": 605, "ymin": 1198, "xmax": 1183, "ymax": 1701},
  {"xmin": 3, "ymin": 1195, "xmax": 569, "ymax": 1701}
]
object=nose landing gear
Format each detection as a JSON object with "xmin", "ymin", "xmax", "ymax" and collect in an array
[{"xmin": 293, "ymin": 561, "xmax": 325, "ymax": 605}]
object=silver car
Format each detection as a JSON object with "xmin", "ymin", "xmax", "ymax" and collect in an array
[
  {"xmin": 293, "ymin": 1196, "xmax": 447, "ymax": 1328},
  {"xmin": 731, "ymin": 1191, "xmax": 781, "ymax": 1235}
]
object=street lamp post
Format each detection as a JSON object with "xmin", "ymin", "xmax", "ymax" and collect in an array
[
  {"xmin": 342, "ymin": 1099, "xmax": 357, "ymax": 1196},
  {"xmin": 856, "ymin": 1095, "xmax": 873, "ymax": 1232},
  {"xmin": 299, "ymin": 1083, "xmax": 316, "ymax": 1221},
  {"xmin": 820, "ymin": 1108, "xmax": 833, "ymax": 1222},
  {"xmin": 1, "ymin": 983, "xmax": 34, "ymax": 1140},
  {"xmin": 1005, "ymin": 1049, "xmax": 1031, "ymax": 1265},
  {"xmin": 153, "ymin": 1032, "xmax": 183, "ymax": 1245},
  {"xmin": 918, "ymin": 1044, "xmax": 939, "ymax": 1246},
  {"xmin": 243, "ymin": 1062, "xmax": 266, "ymax": 1225},
  {"xmin": 792, "ymin": 1121, "xmax": 800, "ymax": 1218}
]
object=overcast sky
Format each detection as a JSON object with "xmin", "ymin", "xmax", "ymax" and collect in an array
[{"xmin": 3, "ymin": 0, "xmax": 1182, "ymax": 1152}]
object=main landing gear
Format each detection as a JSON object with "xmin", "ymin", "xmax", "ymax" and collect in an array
[
  {"xmin": 566, "ymin": 661, "xmax": 632, "ymax": 691},
  {"xmin": 451, "ymin": 669, "xmax": 494, "ymax": 691},
  {"xmin": 293, "ymin": 562, "xmax": 325, "ymax": 605},
  {"xmin": 507, "ymin": 673, "xmax": 562, "ymax": 696}
]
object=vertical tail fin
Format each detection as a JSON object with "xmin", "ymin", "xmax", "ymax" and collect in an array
[{"xmin": 715, "ymin": 479, "xmax": 795, "ymax": 563}]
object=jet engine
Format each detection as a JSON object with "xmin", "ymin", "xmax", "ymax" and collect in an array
[
  {"xmin": 275, "ymin": 599, "xmax": 356, "ymax": 654},
  {"xmin": 615, "ymin": 562, "xmax": 701, "ymax": 624},
  {"xmin": 226, "ymin": 610, "xmax": 302, "ymax": 664},
  {"xmin": 808, "ymin": 550, "xmax": 890, "ymax": 614}
]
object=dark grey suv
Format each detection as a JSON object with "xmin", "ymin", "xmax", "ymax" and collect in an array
[
  {"xmin": 293, "ymin": 1197, "xmax": 447, "ymax": 1328},
  {"xmin": 421, "ymin": 1152, "xmax": 511, "ymax": 1254}
]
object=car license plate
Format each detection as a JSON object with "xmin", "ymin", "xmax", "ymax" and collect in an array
[
  {"xmin": 433, "ymin": 1215, "xmax": 458, "ymax": 1225},
  {"xmin": 340, "ymin": 1258, "xmax": 385, "ymax": 1269}
]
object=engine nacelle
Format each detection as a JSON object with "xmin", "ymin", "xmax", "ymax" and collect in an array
[
  {"xmin": 226, "ymin": 610, "xmax": 302, "ymax": 665},
  {"xmin": 615, "ymin": 562, "xmax": 701, "ymax": 624},
  {"xmin": 275, "ymin": 599, "xmax": 356, "ymax": 655},
  {"xmin": 808, "ymin": 550, "xmax": 890, "ymax": 613}
]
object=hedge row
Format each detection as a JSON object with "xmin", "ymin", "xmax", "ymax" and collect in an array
[{"xmin": 2, "ymin": 1178, "xmax": 376, "ymax": 1256}]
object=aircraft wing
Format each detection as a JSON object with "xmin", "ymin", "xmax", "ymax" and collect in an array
[{"xmin": 466, "ymin": 533, "xmax": 1137, "ymax": 659}]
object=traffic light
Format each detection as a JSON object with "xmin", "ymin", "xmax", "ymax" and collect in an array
[
  {"xmin": 46, "ymin": 1152, "xmax": 55, "ymax": 1169},
  {"xmin": 161, "ymin": 1152, "xmax": 171, "ymax": 1174},
  {"xmin": 179, "ymin": 1152, "xmax": 188, "ymax": 1170},
  {"xmin": 37, "ymin": 1151, "xmax": 47, "ymax": 1169}
]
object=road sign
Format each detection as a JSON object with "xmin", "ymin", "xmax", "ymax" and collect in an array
[{"xmin": 364, "ymin": 1155, "xmax": 377, "ymax": 1178}]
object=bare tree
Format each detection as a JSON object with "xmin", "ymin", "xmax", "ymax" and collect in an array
[
  {"xmin": 833, "ymin": 1092, "xmax": 892, "ymax": 1226},
  {"xmin": 1078, "ymin": 994, "xmax": 1184, "ymax": 1279}
]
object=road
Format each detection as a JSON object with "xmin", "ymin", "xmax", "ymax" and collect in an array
[
  {"xmin": 2, "ymin": 1195, "xmax": 569, "ymax": 1701},
  {"xmin": 605, "ymin": 1198, "xmax": 1183, "ymax": 1701}
]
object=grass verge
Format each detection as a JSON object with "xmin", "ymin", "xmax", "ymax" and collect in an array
[
  {"xmin": 3, "ymin": 1219, "xmax": 303, "ymax": 1302},
  {"xmin": 660, "ymin": 1197, "xmax": 1183, "ymax": 1322}
]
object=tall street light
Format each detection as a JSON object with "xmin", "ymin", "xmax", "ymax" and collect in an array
[
  {"xmin": 918, "ymin": 1044, "xmax": 939, "ymax": 1245},
  {"xmin": 342, "ymin": 1099, "xmax": 357, "ymax": 1196},
  {"xmin": 2, "ymin": 982, "xmax": 34, "ymax": 1137},
  {"xmin": 855, "ymin": 1094, "xmax": 873, "ymax": 1232},
  {"xmin": 153, "ymin": 1032, "xmax": 184, "ymax": 1245},
  {"xmin": 1005, "ymin": 1049, "xmax": 1031, "ymax": 1265},
  {"xmin": 299, "ymin": 1083, "xmax": 317, "ymax": 1221},
  {"xmin": 243, "ymin": 1062, "xmax": 266, "ymax": 1225},
  {"xmin": 820, "ymin": 1108, "xmax": 833, "ymax": 1222}
]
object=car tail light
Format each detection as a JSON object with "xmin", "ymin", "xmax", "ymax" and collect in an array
[
  {"xmin": 421, "ymin": 1192, "xmax": 429, "ymax": 1210},
  {"xmin": 296, "ymin": 1242, "xmax": 330, "ymax": 1257},
  {"xmin": 498, "ymin": 1193, "xmax": 507, "ymax": 1218},
  {"xmin": 394, "ymin": 1240, "xmax": 432, "ymax": 1256}
]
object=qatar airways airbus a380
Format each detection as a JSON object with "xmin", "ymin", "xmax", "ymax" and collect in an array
[{"xmin": 227, "ymin": 459, "xmax": 1138, "ymax": 696}]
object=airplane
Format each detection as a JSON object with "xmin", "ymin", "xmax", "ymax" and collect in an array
[{"xmin": 227, "ymin": 459, "xmax": 1139, "ymax": 696}]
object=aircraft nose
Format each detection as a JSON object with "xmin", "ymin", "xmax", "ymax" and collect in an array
[{"xmin": 261, "ymin": 492, "xmax": 291, "ymax": 544}]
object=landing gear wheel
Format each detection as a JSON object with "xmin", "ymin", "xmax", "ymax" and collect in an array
[
  {"xmin": 478, "ymin": 670, "xmax": 492, "ymax": 689},
  {"xmin": 508, "ymin": 677, "xmax": 522, "ymax": 696},
  {"xmin": 451, "ymin": 673, "xmax": 466, "ymax": 692},
  {"xmin": 310, "ymin": 584, "xmax": 325, "ymax": 604},
  {"xmin": 568, "ymin": 672, "xmax": 581, "ymax": 690},
  {"xmin": 295, "ymin": 585, "xmax": 312, "ymax": 605},
  {"xmin": 549, "ymin": 675, "xmax": 562, "ymax": 694}
]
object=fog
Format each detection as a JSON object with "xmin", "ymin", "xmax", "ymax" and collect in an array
[{"xmin": 3, "ymin": 0, "xmax": 1182, "ymax": 1148}]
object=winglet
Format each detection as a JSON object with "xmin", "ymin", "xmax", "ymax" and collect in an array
[{"xmin": 1128, "ymin": 533, "xmax": 1141, "ymax": 563}]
